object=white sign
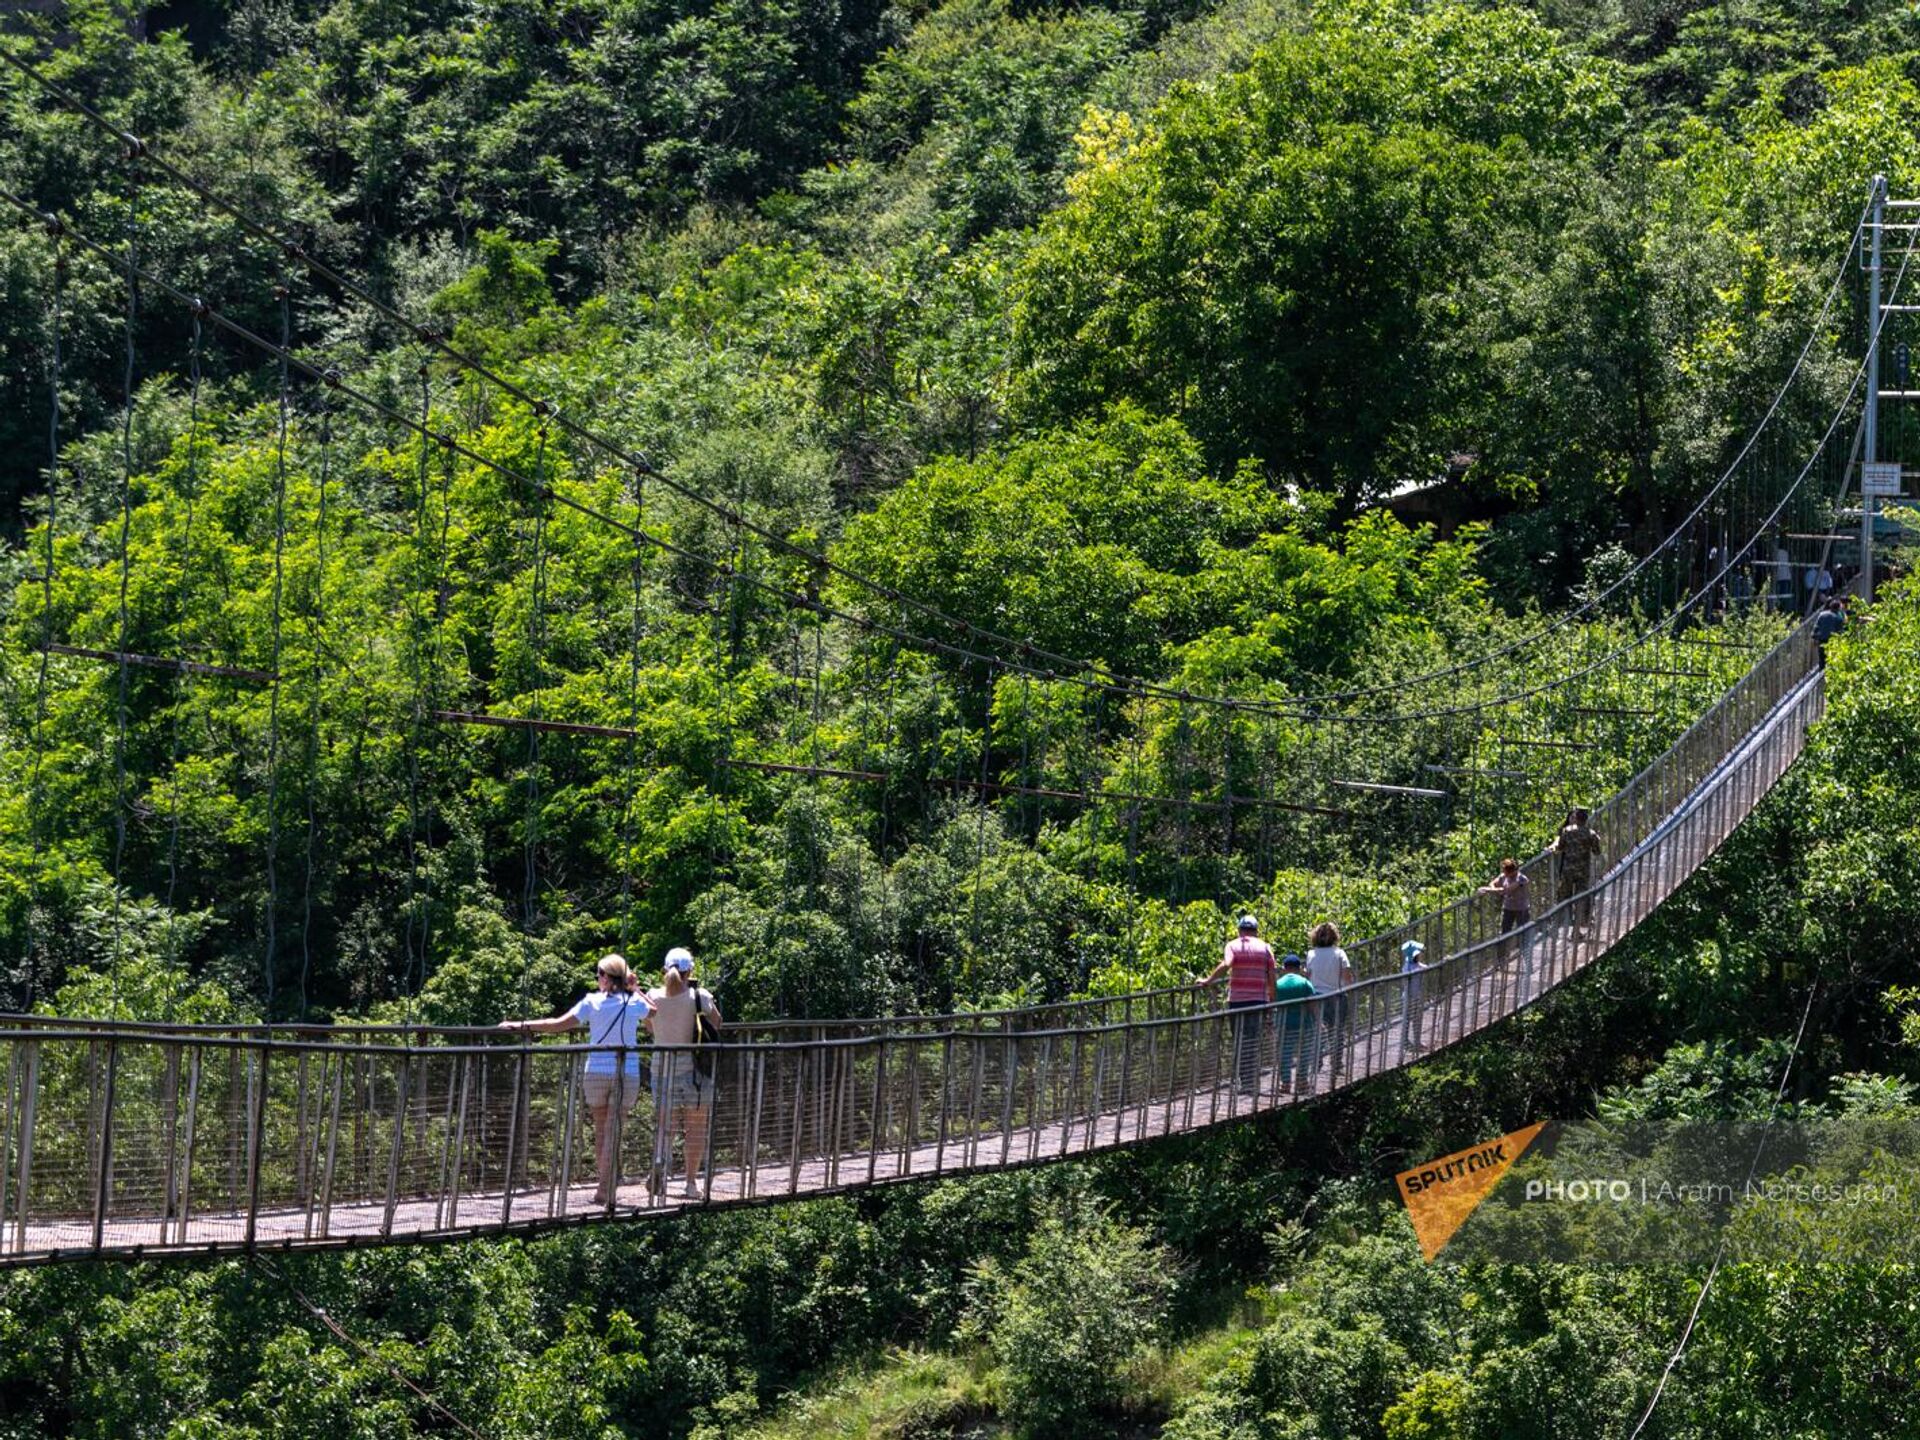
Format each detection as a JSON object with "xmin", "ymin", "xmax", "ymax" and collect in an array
[{"xmin": 1863, "ymin": 462, "xmax": 1904, "ymax": 497}]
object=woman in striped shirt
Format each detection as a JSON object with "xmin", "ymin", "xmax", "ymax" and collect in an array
[{"xmin": 1199, "ymin": 915, "xmax": 1277, "ymax": 1094}]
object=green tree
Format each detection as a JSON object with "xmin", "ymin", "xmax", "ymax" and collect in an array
[{"xmin": 970, "ymin": 1209, "xmax": 1176, "ymax": 1436}]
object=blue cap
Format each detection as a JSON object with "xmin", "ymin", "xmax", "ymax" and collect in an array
[
  {"xmin": 1401, "ymin": 940, "xmax": 1426, "ymax": 964},
  {"xmin": 1237, "ymin": 914, "xmax": 1259, "ymax": 932},
  {"xmin": 1280, "ymin": 952, "xmax": 1304, "ymax": 968},
  {"xmin": 664, "ymin": 947, "xmax": 694, "ymax": 974}
]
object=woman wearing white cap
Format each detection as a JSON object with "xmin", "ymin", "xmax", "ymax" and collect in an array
[
  {"xmin": 499, "ymin": 953, "xmax": 649, "ymax": 1206},
  {"xmin": 646, "ymin": 947, "xmax": 723, "ymax": 1199}
]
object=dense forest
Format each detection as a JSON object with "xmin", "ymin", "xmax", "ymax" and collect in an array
[{"xmin": 1, "ymin": 0, "xmax": 1919, "ymax": 1433}]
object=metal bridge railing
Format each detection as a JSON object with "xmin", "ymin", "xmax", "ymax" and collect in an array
[{"xmin": 0, "ymin": 627, "xmax": 1823, "ymax": 1265}]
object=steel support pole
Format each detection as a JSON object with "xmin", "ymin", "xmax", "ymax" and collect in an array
[
  {"xmin": 787, "ymin": 1052, "xmax": 807, "ymax": 1195},
  {"xmin": 932, "ymin": 1036, "xmax": 953, "ymax": 1175},
  {"xmin": 10, "ymin": 1043, "xmax": 35, "ymax": 1256},
  {"xmin": 0, "ymin": 1045, "xmax": 14, "ymax": 1255},
  {"xmin": 159, "ymin": 1044, "xmax": 180, "ymax": 1245},
  {"xmin": 91, "ymin": 1041, "xmax": 119, "ymax": 1252},
  {"xmin": 964, "ymin": 1038, "xmax": 985, "ymax": 1169},
  {"xmin": 867, "ymin": 1039, "xmax": 888, "ymax": 1185},
  {"xmin": 1866, "ymin": 174, "xmax": 1887, "ymax": 600},
  {"xmin": 316, "ymin": 1049, "xmax": 341, "ymax": 1240},
  {"xmin": 381, "ymin": 1054, "xmax": 409, "ymax": 1239},
  {"xmin": 242, "ymin": 1044, "xmax": 269, "ymax": 1249},
  {"xmin": 554, "ymin": 1057, "xmax": 578, "ymax": 1214},
  {"xmin": 442, "ymin": 1054, "xmax": 468, "ymax": 1230},
  {"xmin": 998, "ymin": 1036, "xmax": 1018, "ymax": 1165},
  {"xmin": 501, "ymin": 1047, "xmax": 526, "ymax": 1226},
  {"xmin": 745, "ymin": 1050, "xmax": 766, "ymax": 1197},
  {"xmin": 1028, "ymin": 1034, "xmax": 1050, "ymax": 1163},
  {"xmin": 177, "ymin": 1046, "xmax": 202, "ymax": 1244}
]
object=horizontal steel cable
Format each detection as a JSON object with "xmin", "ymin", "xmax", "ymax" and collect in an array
[
  {"xmin": 0, "ymin": 50, "xmax": 1872, "ymax": 717},
  {"xmin": 2, "ymin": 171, "xmax": 1853, "ymax": 738}
]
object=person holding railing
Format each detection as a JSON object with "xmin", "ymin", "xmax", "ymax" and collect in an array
[
  {"xmin": 498, "ymin": 953, "xmax": 649, "ymax": 1206},
  {"xmin": 1551, "ymin": 807, "xmax": 1604, "ymax": 938},
  {"xmin": 1198, "ymin": 915, "xmax": 1276, "ymax": 1094},
  {"xmin": 1304, "ymin": 923, "xmax": 1354, "ymax": 1087},
  {"xmin": 646, "ymin": 948, "xmax": 723, "ymax": 1200},
  {"xmin": 1480, "ymin": 859, "xmax": 1530, "ymax": 932},
  {"xmin": 1479, "ymin": 859, "xmax": 1532, "ymax": 982}
]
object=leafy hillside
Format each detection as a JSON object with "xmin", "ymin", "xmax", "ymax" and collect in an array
[{"xmin": 2, "ymin": 0, "xmax": 1920, "ymax": 1435}]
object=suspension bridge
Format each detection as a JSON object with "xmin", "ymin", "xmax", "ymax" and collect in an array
[{"xmin": 0, "ymin": 53, "xmax": 1906, "ymax": 1265}]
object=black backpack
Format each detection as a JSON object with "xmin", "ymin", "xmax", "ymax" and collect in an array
[{"xmin": 688, "ymin": 984, "xmax": 722, "ymax": 1080}]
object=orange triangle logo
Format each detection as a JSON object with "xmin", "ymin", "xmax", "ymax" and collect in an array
[{"xmin": 1396, "ymin": 1122, "xmax": 1546, "ymax": 1260}]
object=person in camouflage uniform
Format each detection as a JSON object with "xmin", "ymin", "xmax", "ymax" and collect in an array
[{"xmin": 1551, "ymin": 806, "xmax": 1604, "ymax": 936}]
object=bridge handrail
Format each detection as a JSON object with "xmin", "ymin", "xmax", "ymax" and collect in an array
[{"xmin": 0, "ymin": 639, "xmax": 1820, "ymax": 1264}]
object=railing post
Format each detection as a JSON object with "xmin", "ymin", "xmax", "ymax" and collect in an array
[
  {"xmin": 1136, "ymin": 1023, "xmax": 1157, "ymax": 1142},
  {"xmin": 500, "ymin": 1044, "xmax": 526, "ymax": 1226},
  {"xmin": 1182, "ymin": 1014, "xmax": 1202, "ymax": 1130},
  {"xmin": 932, "ymin": 1035, "xmax": 954, "ymax": 1174},
  {"xmin": 294, "ymin": 1053, "xmax": 311, "ymax": 1207},
  {"xmin": 315, "ymin": 1048, "xmax": 340, "ymax": 1240},
  {"xmin": 11, "ymin": 1042, "xmax": 37, "ymax": 1257},
  {"xmin": 0, "ymin": 1042, "xmax": 15, "ymax": 1256},
  {"xmin": 1162, "ymin": 1015, "xmax": 1184, "ymax": 1137},
  {"xmin": 380, "ymin": 1050, "xmax": 409, "ymax": 1239},
  {"xmin": 998, "ymin": 1036, "xmax": 1019, "ymax": 1165},
  {"xmin": 787, "ymin": 1049, "xmax": 808, "ymax": 1195},
  {"xmin": 697, "ymin": 1055, "xmax": 721, "ymax": 1204},
  {"xmin": 964, "ymin": 1036, "xmax": 986, "ymax": 1169},
  {"xmin": 1205, "ymin": 1013, "xmax": 1225, "ymax": 1125},
  {"xmin": 242, "ymin": 1042, "xmax": 270, "ymax": 1250},
  {"xmin": 554, "ymin": 1050, "xmax": 579, "ymax": 1215},
  {"xmin": 443, "ymin": 1053, "xmax": 470, "ymax": 1230},
  {"xmin": 1066, "ymin": 1030, "xmax": 1088, "ymax": 1149},
  {"xmin": 902, "ymin": 1042, "xmax": 920, "ymax": 1175},
  {"xmin": 867, "ymin": 1039, "xmax": 889, "ymax": 1185},
  {"xmin": 300, "ymin": 1052, "xmax": 325, "ymax": 1240},
  {"xmin": 158, "ymin": 1043, "xmax": 181, "ymax": 1246},
  {"xmin": 1027, "ymin": 1034, "xmax": 1050, "ymax": 1162},
  {"xmin": 746, "ymin": 1048, "xmax": 767, "ymax": 1197},
  {"xmin": 91, "ymin": 1039, "xmax": 119, "ymax": 1253},
  {"xmin": 812, "ymin": 1046, "xmax": 833, "ymax": 1191}
]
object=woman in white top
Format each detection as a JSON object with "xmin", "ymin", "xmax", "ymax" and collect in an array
[
  {"xmin": 1304, "ymin": 923, "xmax": 1354, "ymax": 1087},
  {"xmin": 499, "ymin": 953, "xmax": 649, "ymax": 1205},
  {"xmin": 646, "ymin": 947, "xmax": 724, "ymax": 1199}
]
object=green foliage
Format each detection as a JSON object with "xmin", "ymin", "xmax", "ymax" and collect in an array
[
  {"xmin": 1011, "ymin": 0, "xmax": 1623, "ymax": 504},
  {"xmin": 1382, "ymin": 1371, "xmax": 1469, "ymax": 1440},
  {"xmin": 11, "ymin": 0, "xmax": 1920, "ymax": 1433},
  {"xmin": 967, "ymin": 1207, "xmax": 1175, "ymax": 1436},
  {"xmin": 836, "ymin": 405, "xmax": 1485, "ymax": 689}
]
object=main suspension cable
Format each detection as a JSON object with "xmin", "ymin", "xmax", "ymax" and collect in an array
[
  {"xmin": 248, "ymin": 1256, "xmax": 487, "ymax": 1440},
  {"xmin": 1623, "ymin": 980, "xmax": 1820, "ymax": 1440},
  {"xmin": 0, "ymin": 50, "xmax": 1871, "ymax": 718},
  {"xmin": 261, "ymin": 283, "xmax": 293, "ymax": 1011},
  {"xmin": 106, "ymin": 144, "xmax": 141, "ymax": 1018},
  {"xmin": 0, "ymin": 172, "xmax": 1800, "ymax": 738},
  {"xmin": 20, "ymin": 216, "xmax": 65, "ymax": 1011}
]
